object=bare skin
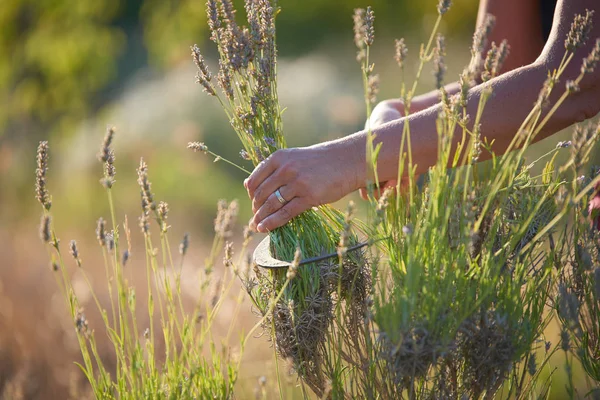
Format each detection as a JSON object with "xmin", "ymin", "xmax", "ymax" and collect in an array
[{"xmin": 246, "ymin": 0, "xmax": 600, "ymax": 233}]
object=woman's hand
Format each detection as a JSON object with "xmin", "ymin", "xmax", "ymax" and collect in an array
[
  {"xmin": 367, "ymin": 99, "xmax": 404, "ymax": 129},
  {"xmin": 358, "ymin": 99, "xmax": 405, "ymax": 200},
  {"xmin": 245, "ymin": 141, "xmax": 362, "ymax": 233}
]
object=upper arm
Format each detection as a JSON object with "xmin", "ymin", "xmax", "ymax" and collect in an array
[
  {"xmin": 537, "ymin": 0, "xmax": 600, "ymax": 125},
  {"xmin": 540, "ymin": 0, "xmax": 600, "ymax": 64},
  {"xmin": 476, "ymin": 0, "xmax": 546, "ymax": 72}
]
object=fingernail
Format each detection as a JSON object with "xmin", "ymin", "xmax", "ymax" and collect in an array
[
  {"xmin": 243, "ymin": 178, "xmax": 248, "ymax": 188},
  {"xmin": 257, "ymin": 222, "xmax": 265, "ymax": 232}
]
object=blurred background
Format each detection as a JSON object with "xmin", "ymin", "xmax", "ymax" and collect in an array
[{"xmin": 0, "ymin": 0, "xmax": 597, "ymax": 398}]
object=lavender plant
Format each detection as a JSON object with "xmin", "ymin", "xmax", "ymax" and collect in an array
[
  {"xmin": 357, "ymin": 4, "xmax": 600, "ymax": 399},
  {"xmin": 555, "ymin": 157, "xmax": 600, "ymax": 398},
  {"xmin": 36, "ymin": 130, "xmax": 245, "ymax": 399},
  {"xmin": 185, "ymin": 1, "xmax": 600, "ymax": 398},
  {"xmin": 188, "ymin": 1, "xmax": 370, "ymax": 395}
]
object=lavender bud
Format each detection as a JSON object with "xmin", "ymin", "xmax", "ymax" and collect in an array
[
  {"xmin": 394, "ymin": 38, "xmax": 408, "ymax": 69},
  {"xmin": 180, "ymin": 233, "xmax": 190, "ymax": 256},
  {"xmin": 437, "ymin": 0, "xmax": 451, "ymax": 15},
  {"xmin": 35, "ymin": 141, "xmax": 51, "ymax": 210},
  {"xmin": 40, "ymin": 215, "xmax": 51, "ymax": 243},
  {"xmin": 188, "ymin": 142, "xmax": 208, "ymax": 153},
  {"xmin": 565, "ymin": 10, "xmax": 594, "ymax": 52}
]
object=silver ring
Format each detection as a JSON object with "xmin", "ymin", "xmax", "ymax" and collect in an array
[{"xmin": 274, "ymin": 188, "xmax": 287, "ymax": 204}]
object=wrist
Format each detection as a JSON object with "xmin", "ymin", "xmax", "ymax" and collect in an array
[{"xmin": 317, "ymin": 134, "xmax": 366, "ymax": 193}]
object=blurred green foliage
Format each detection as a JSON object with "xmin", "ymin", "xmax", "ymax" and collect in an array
[
  {"xmin": 0, "ymin": 0, "xmax": 479, "ymax": 141},
  {"xmin": 141, "ymin": 0, "xmax": 209, "ymax": 66},
  {"xmin": 0, "ymin": 0, "xmax": 123, "ymax": 135},
  {"xmin": 274, "ymin": 0, "xmax": 478, "ymax": 54},
  {"xmin": 0, "ymin": 0, "xmax": 211, "ymax": 140}
]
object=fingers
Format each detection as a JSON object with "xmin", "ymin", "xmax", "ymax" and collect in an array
[
  {"xmin": 249, "ymin": 185, "xmax": 294, "ymax": 231},
  {"xmin": 256, "ymin": 198, "xmax": 307, "ymax": 233},
  {"xmin": 252, "ymin": 170, "xmax": 295, "ymax": 213},
  {"xmin": 244, "ymin": 151, "xmax": 282, "ymax": 199}
]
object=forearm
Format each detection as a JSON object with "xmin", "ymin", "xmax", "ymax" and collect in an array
[
  {"xmin": 342, "ymin": 59, "xmax": 597, "ymax": 187},
  {"xmin": 383, "ymin": 82, "xmax": 461, "ymax": 116}
]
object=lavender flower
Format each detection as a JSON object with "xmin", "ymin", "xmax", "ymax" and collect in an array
[{"xmin": 35, "ymin": 141, "xmax": 51, "ymax": 210}]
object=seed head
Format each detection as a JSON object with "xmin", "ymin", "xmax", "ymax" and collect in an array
[
  {"xmin": 472, "ymin": 14, "xmax": 496, "ymax": 56},
  {"xmin": 471, "ymin": 124, "xmax": 482, "ymax": 163},
  {"xmin": 458, "ymin": 71, "xmax": 471, "ymax": 107},
  {"xmin": 364, "ymin": 7, "xmax": 375, "ymax": 47},
  {"xmin": 469, "ymin": 14, "xmax": 495, "ymax": 76},
  {"xmin": 217, "ymin": 61, "xmax": 234, "ymax": 100},
  {"xmin": 353, "ymin": 9, "xmax": 366, "ymax": 50},
  {"xmin": 245, "ymin": 0, "xmax": 262, "ymax": 48},
  {"xmin": 566, "ymin": 80, "xmax": 580, "ymax": 94},
  {"xmin": 191, "ymin": 45, "xmax": 216, "ymax": 96},
  {"xmin": 494, "ymin": 39, "xmax": 510, "ymax": 75},
  {"xmin": 122, "ymin": 249, "xmax": 130, "ymax": 266},
  {"xmin": 556, "ymin": 140, "xmax": 572, "ymax": 149},
  {"xmin": 481, "ymin": 43, "xmax": 498, "ymax": 82},
  {"xmin": 367, "ymin": 74, "xmax": 380, "ymax": 104},
  {"xmin": 69, "ymin": 240, "xmax": 81, "ymax": 267},
  {"xmin": 35, "ymin": 141, "xmax": 51, "ymax": 210},
  {"xmin": 394, "ymin": 38, "xmax": 408, "ymax": 69},
  {"xmin": 433, "ymin": 34, "xmax": 446, "ymax": 89},
  {"xmin": 536, "ymin": 75, "xmax": 556, "ymax": 109},
  {"xmin": 101, "ymin": 149, "xmax": 116, "ymax": 188},
  {"xmin": 214, "ymin": 199, "xmax": 239, "ymax": 237},
  {"xmin": 206, "ymin": 0, "xmax": 221, "ymax": 39},
  {"xmin": 97, "ymin": 127, "xmax": 115, "ymax": 163},
  {"xmin": 264, "ymin": 136, "xmax": 276, "ymax": 147},
  {"xmin": 219, "ymin": 0, "xmax": 237, "ymax": 27},
  {"xmin": 40, "ymin": 215, "xmax": 51, "ymax": 243},
  {"xmin": 223, "ymin": 241, "xmax": 234, "ymax": 268},
  {"xmin": 239, "ymin": 149, "xmax": 251, "ymax": 160},
  {"xmin": 105, "ymin": 231, "xmax": 115, "ymax": 252},
  {"xmin": 572, "ymin": 122, "xmax": 598, "ymax": 168},
  {"xmin": 137, "ymin": 159, "xmax": 155, "ymax": 212},
  {"xmin": 374, "ymin": 187, "xmax": 393, "ymax": 226},
  {"xmin": 180, "ymin": 233, "xmax": 190, "ymax": 256},
  {"xmin": 258, "ymin": 0, "xmax": 275, "ymax": 45},
  {"xmin": 96, "ymin": 218, "xmax": 106, "ymax": 246},
  {"xmin": 437, "ymin": 0, "xmax": 451, "ymax": 15},
  {"xmin": 139, "ymin": 213, "xmax": 150, "ymax": 235},
  {"xmin": 187, "ymin": 142, "xmax": 208, "ymax": 153},
  {"xmin": 75, "ymin": 309, "xmax": 89, "ymax": 336},
  {"xmin": 565, "ymin": 10, "xmax": 594, "ymax": 52},
  {"xmin": 353, "ymin": 9, "xmax": 367, "ymax": 62},
  {"xmin": 582, "ymin": 38, "xmax": 600, "ymax": 74},
  {"xmin": 157, "ymin": 201, "xmax": 169, "ymax": 231}
]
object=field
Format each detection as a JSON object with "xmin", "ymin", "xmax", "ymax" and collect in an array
[{"xmin": 1, "ymin": 0, "xmax": 600, "ymax": 399}]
